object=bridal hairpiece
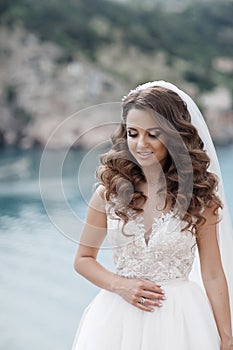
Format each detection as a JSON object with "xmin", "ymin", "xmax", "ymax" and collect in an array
[{"xmin": 121, "ymin": 82, "xmax": 158, "ymax": 101}]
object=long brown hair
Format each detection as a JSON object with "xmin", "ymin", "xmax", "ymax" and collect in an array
[{"xmin": 97, "ymin": 86, "xmax": 222, "ymax": 237}]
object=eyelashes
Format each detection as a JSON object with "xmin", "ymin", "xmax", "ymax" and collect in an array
[
  {"xmin": 127, "ymin": 131, "xmax": 161, "ymax": 138},
  {"xmin": 127, "ymin": 132, "xmax": 137, "ymax": 138}
]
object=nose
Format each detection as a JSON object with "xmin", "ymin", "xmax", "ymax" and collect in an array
[{"xmin": 137, "ymin": 134, "xmax": 148, "ymax": 148}]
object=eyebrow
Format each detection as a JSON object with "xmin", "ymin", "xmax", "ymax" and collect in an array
[{"xmin": 127, "ymin": 127, "xmax": 161, "ymax": 131}]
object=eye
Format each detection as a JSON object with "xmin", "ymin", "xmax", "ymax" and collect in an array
[
  {"xmin": 127, "ymin": 130, "xmax": 138, "ymax": 138},
  {"xmin": 148, "ymin": 131, "xmax": 161, "ymax": 138}
]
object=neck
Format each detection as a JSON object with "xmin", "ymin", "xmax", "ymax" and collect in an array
[
  {"xmin": 141, "ymin": 166, "xmax": 167, "ymax": 209},
  {"xmin": 142, "ymin": 164, "xmax": 163, "ymax": 187}
]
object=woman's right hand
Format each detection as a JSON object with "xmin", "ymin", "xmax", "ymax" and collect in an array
[{"xmin": 113, "ymin": 276, "xmax": 166, "ymax": 312}]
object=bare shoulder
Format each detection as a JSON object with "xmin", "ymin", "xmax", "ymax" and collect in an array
[
  {"xmin": 196, "ymin": 201, "xmax": 220, "ymax": 255},
  {"xmin": 77, "ymin": 185, "xmax": 107, "ymax": 250},
  {"xmin": 95, "ymin": 184, "xmax": 106, "ymax": 200},
  {"xmin": 197, "ymin": 201, "xmax": 219, "ymax": 233},
  {"xmin": 88, "ymin": 184, "xmax": 107, "ymax": 214}
]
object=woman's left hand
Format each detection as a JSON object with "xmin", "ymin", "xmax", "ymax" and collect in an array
[{"xmin": 221, "ymin": 337, "xmax": 233, "ymax": 350}]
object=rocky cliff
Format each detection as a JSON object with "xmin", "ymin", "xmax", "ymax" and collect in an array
[{"xmin": 0, "ymin": 26, "xmax": 232, "ymax": 149}]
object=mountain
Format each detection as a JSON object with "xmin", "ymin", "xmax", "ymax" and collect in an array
[{"xmin": 0, "ymin": 0, "xmax": 233, "ymax": 147}]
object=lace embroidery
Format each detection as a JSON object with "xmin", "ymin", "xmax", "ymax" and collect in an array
[{"xmin": 105, "ymin": 198, "xmax": 196, "ymax": 282}]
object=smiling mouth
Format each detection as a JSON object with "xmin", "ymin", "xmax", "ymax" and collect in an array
[{"xmin": 137, "ymin": 152, "xmax": 153, "ymax": 158}]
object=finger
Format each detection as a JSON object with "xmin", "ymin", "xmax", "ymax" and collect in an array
[
  {"xmin": 140, "ymin": 279, "xmax": 165, "ymax": 294},
  {"xmin": 135, "ymin": 285, "xmax": 165, "ymax": 298},
  {"xmin": 144, "ymin": 298, "xmax": 164, "ymax": 307},
  {"xmin": 136, "ymin": 300, "xmax": 163, "ymax": 312},
  {"xmin": 142, "ymin": 291, "xmax": 166, "ymax": 301},
  {"xmin": 140, "ymin": 296, "xmax": 164, "ymax": 307},
  {"xmin": 137, "ymin": 295, "xmax": 164, "ymax": 307}
]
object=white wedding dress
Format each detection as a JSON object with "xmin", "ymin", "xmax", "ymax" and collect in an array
[{"xmin": 71, "ymin": 199, "xmax": 221, "ymax": 350}]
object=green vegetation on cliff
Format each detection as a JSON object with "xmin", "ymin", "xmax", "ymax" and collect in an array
[{"xmin": 1, "ymin": 0, "xmax": 233, "ymax": 91}]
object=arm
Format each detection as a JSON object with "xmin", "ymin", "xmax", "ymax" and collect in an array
[
  {"xmin": 197, "ymin": 204, "xmax": 233, "ymax": 349},
  {"xmin": 74, "ymin": 185, "xmax": 165, "ymax": 312}
]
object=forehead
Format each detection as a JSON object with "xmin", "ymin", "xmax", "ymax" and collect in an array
[{"xmin": 126, "ymin": 108, "xmax": 159, "ymax": 129}]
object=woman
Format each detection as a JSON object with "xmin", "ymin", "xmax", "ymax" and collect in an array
[{"xmin": 71, "ymin": 81, "xmax": 233, "ymax": 349}]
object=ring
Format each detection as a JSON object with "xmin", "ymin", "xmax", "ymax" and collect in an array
[{"xmin": 140, "ymin": 297, "xmax": 146, "ymax": 305}]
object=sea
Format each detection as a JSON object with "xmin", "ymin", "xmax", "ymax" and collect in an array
[{"xmin": 0, "ymin": 145, "xmax": 232, "ymax": 350}]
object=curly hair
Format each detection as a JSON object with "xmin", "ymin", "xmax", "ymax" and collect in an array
[{"xmin": 96, "ymin": 86, "xmax": 223, "ymax": 237}]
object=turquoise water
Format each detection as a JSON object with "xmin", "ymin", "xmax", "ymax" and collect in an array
[{"xmin": 0, "ymin": 146, "xmax": 232, "ymax": 350}]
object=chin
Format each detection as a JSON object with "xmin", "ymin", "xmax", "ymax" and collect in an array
[{"xmin": 135, "ymin": 158, "xmax": 157, "ymax": 167}]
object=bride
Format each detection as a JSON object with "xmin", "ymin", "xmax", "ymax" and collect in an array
[{"xmin": 71, "ymin": 81, "xmax": 233, "ymax": 349}]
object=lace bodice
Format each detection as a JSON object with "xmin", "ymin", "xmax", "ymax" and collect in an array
[{"xmin": 105, "ymin": 200, "xmax": 196, "ymax": 282}]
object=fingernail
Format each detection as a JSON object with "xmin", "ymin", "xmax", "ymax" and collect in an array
[
  {"xmin": 158, "ymin": 302, "xmax": 163, "ymax": 307},
  {"xmin": 161, "ymin": 296, "xmax": 166, "ymax": 300}
]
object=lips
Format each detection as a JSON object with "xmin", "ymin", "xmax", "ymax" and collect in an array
[{"xmin": 137, "ymin": 151, "xmax": 153, "ymax": 159}]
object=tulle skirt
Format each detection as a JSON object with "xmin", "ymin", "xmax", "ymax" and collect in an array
[{"xmin": 71, "ymin": 277, "xmax": 220, "ymax": 349}]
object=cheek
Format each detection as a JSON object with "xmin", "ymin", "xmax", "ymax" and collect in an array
[
  {"xmin": 160, "ymin": 144, "xmax": 168, "ymax": 158},
  {"xmin": 153, "ymin": 140, "xmax": 168, "ymax": 155},
  {"xmin": 127, "ymin": 138, "xmax": 136, "ymax": 153},
  {"xmin": 158, "ymin": 140, "xmax": 167, "ymax": 151},
  {"xmin": 162, "ymin": 147, "xmax": 168, "ymax": 158}
]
